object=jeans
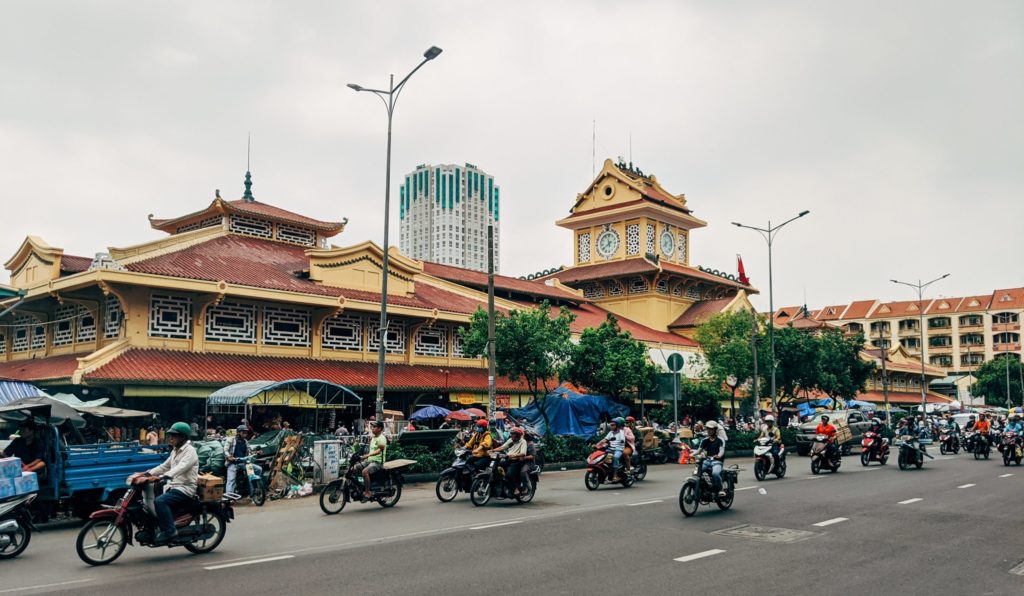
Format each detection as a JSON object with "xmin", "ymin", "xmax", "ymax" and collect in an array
[
  {"xmin": 611, "ymin": 447, "xmax": 624, "ymax": 469},
  {"xmin": 467, "ymin": 456, "xmax": 490, "ymax": 472},
  {"xmin": 701, "ymin": 459, "xmax": 723, "ymax": 493},
  {"xmin": 226, "ymin": 462, "xmax": 263, "ymax": 495},
  {"xmin": 154, "ymin": 489, "xmax": 192, "ymax": 535},
  {"xmin": 503, "ymin": 460, "xmax": 524, "ymax": 491},
  {"xmin": 769, "ymin": 444, "xmax": 781, "ymax": 468}
]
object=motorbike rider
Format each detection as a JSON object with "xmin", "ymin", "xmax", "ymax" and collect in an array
[
  {"xmin": 964, "ymin": 415, "xmax": 977, "ymax": 432},
  {"xmin": 595, "ymin": 418, "xmax": 627, "ymax": 480},
  {"xmin": 698, "ymin": 420, "xmax": 727, "ymax": 496},
  {"xmin": 352, "ymin": 421, "xmax": 387, "ymax": 499},
  {"xmin": 623, "ymin": 416, "xmax": 637, "ymax": 471},
  {"xmin": 974, "ymin": 413, "xmax": 991, "ymax": 450},
  {"xmin": 492, "ymin": 426, "xmax": 528, "ymax": 495},
  {"xmin": 129, "ymin": 422, "xmax": 198, "ymax": 545},
  {"xmin": 757, "ymin": 415, "xmax": 782, "ymax": 470},
  {"xmin": 520, "ymin": 431, "xmax": 539, "ymax": 488},
  {"xmin": 1006, "ymin": 415, "xmax": 1023, "ymax": 434},
  {"xmin": 224, "ymin": 425, "xmax": 262, "ymax": 496},
  {"xmin": 463, "ymin": 419, "xmax": 493, "ymax": 471},
  {"xmin": 816, "ymin": 415, "xmax": 839, "ymax": 463}
]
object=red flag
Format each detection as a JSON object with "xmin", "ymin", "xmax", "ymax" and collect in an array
[{"xmin": 737, "ymin": 254, "xmax": 750, "ymax": 286}]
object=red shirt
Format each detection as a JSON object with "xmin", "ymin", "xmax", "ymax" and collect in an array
[{"xmin": 816, "ymin": 423, "xmax": 837, "ymax": 440}]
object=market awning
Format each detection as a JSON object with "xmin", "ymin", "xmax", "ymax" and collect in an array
[
  {"xmin": 75, "ymin": 406, "xmax": 157, "ymax": 419},
  {"xmin": 208, "ymin": 379, "xmax": 362, "ymax": 409},
  {"xmin": 0, "ymin": 379, "xmax": 48, "ymax": 405}
]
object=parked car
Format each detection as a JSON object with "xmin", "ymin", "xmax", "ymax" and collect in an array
[{"xmin": 795, "ymin": 410, "xmax": 872, "ymax": 456}]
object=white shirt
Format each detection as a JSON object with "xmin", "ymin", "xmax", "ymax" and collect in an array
[
  {"xmin": 603, "ymin": 430, "xmax": 626, "ymax": 450},
  {"xmin": 149, "ymin": 441, "xmax": 199, "ymax": 496}
]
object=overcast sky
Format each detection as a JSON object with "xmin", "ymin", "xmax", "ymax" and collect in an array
[{"xmin": 2, "ymin": 1, "xmax": 1021, "ymax": 309}]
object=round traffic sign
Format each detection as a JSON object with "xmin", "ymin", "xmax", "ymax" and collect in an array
[{"xmin": 667, "ymin": 353, "xmax": 685, "ymax": 372}]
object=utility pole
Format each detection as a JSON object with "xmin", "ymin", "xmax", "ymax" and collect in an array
[
  {"xmin": 750, "ymin": 308, "xmax": 760, "ymax": 417},
  {"xmin": 892, "ymin": 274, "xmax": 949, "ymax": 424},
  {"xmin": 879, "ymin": 326, "xmax": 891, "ymax": 429},
  {"xmin": 487, "ymin": 225, "xmax": 497, "ymax": 422}
]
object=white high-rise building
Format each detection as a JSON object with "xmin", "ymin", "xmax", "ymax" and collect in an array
[{"xmin": 399, "ymin": 163, "xmax": 500, "ymax": 273}]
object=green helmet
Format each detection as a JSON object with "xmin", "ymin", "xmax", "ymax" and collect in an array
[{"xmin": 167, "ymin": 422, "xmax": 192, "ymax": 438}]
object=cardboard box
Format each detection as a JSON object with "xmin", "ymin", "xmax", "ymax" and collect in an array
[
  {"xmin": 197, "ymin": 473, "xmax": 224, "ymax": 502},
  {"xmin": 13, "ymin": 471, "xmax": 38, "ymax": 495},
  {"xmin": 0, "ymin": 479, "xmax": 14, "ymax": 500},
  {"xmin": 0, "ymin": 457, "xmax": 21, "ymax": 480}
]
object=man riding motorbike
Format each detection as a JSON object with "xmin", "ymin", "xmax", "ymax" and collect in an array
[
  {"xmin": 463, "ymin": 419, "xmax": 493, "ymax": 471},
  {"xmin": 352, "ymin": 421, "xmax": 387, "ymax": 499},
  {"xmin": 224, "ymin": 424, "xmax": 262, "ymax": 496},
  {"xmin": 594, "ymin": 418, "xmax": 627, "ymax": 480},
  {"xmin": 492, "ymin": 426, "xmax": 528, "ymax": 495},
  {"xmin": 699, "ymin": 420, "xmax": 727, "ymax": 496},
  {"xmin": 1006, "ymin": 415, "xmax": 1023, "ymax": 435},
  {"xmin": 757, "ymin": 415, "xmax": 782, "ymax": 470},
  {"xmin": 974, "ymin": 413, "xmax": 991, "ymax": 451},
  {"xmin": 129, "ymin": 422, "xmax": 198, "ymax": 545},
  {"xmin": 816, "ymin": 415, "xmax": 839, "ymax": 463}
]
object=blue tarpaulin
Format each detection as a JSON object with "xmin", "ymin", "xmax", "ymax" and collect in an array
[
  {"xmin": 508, "ymin": 384, "xmax": 630, "ymax": 437},
  {"xmin": 0, "ymin": 380, "xmax": 48, "ymax": 405}
]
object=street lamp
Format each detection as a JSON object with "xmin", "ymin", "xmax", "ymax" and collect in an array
[
  {"xmin": 891, "ymin": 274, "xmax": 949, "ymax": 424},
  {"xmin": 349, "ymin": 45, "xmax": 443, "ymax": 420},
  {"xmin": 732, "ymin": 210, "xmax": 810, "ymax": 417}
]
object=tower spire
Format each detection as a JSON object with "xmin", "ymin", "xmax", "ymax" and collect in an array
[{"xmin": 242, "ymin": 133, "xmax": 254, "ymax": 201}]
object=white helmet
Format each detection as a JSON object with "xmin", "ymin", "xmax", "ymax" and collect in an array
[
  {"xmin": 764, "ymin": 415, "xmax": 775, "ymax": 422},
  {"xmin": 705, "ymin": 420, "xmax": 719, "ymax": 429}
]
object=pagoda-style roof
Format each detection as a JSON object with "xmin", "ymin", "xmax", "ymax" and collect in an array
[
  {"xmin": 421, "ymin": 261, "xmax": 585, "ymax": 304},
  {"xmin": 149, "ymin": 197, "xmax": 346, "ymax": 236},
  {"xmin": 547, "ymin": 256, "xmax": 756, "ymax": 294}
]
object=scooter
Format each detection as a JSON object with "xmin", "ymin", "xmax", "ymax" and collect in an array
[
  {"xmin": 753, "ymin": 437, "xmax": 787, "ymax": 480},
  {"xmin": 678, "ymin": 454, "xmax": 739, "ymax": 517},
  {"xmin": 972, "ymin": 433, "xmax": 992, "ymax": 460},
  {"xmin": 810, "ymin": 435, "xmax": 841, "ymax": 474},
  {"xmin": 435, "ymin": 448, "xmax": 476, "ymax": 502},
  {"xmin": 860, "ymin": 431, "xmax": 890, "ymax": 466},
  {"xmin": 938, "ymin": 428, "xmax": 961, "ymax": 455},
  {"xmin": 470, "ymin": 452, "xmax": 539, "ymax": 506},
  {"xmin": 228, "ymin": 455, "xmax": 266, "ymax": 506},
  {"xmin": 999, "ymin": 431, "xmax": 1023, "ymax": 466},
  {"xmin": 75, "ymin": 475, "xmax": 235, "ymax": 566},
  {"xmin": 584, "ymin": 444, "xmax": 635, "ymax": 490},
  {"xmin": 896, "ymin": 434, "xmax": 933, "ymax": 470},
  {"xmin": 0, "ymin": 493, "xmax": 37, "ymax": 559},
  {"xmin": 319, "ymin": 446, "xmax": 415, "ymax": 514}
]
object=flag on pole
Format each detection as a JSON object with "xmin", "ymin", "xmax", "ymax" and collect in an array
[{"xmin": 736, "ymin": 254, "xmax": 750, "ymax": 286}]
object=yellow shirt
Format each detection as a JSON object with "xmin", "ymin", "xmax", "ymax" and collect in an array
[{"xmin": 465, "ymin": 432, "xmax": 493, "ymax": 457}]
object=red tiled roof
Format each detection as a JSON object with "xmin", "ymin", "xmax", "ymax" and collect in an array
[
  {"xmin": 772, "ymin": 305, "xmax": 803, "ymax": 325},
  {"xmin": 840, "ymin": 300, "xmax": 877, "ymax": 320},
  {"xmin": 60, "ymin": 255, "xmax": 92, "ymax": 274},
  {"xmin": 956, "ymin": 295, "xmax": 992, "ymax": 313},
  {"xmin": 814, "ymin": 305, "xmax": 848, "ymax": 321},
  {"xmin": 669, "ymin": 298, "xmax": 736, "ymax": 328},
  {"xmin": 990, "ymin": 288, "xmax": 1024, "ymax": 311},
  {"xmin": 150, "ymin": 199, "xmax": 344, "ymax": 234},
  {"xmin": 124, "ymin": 235, "xmax": 485, "ymax": 315},
  {"xmin": 924, "ymin": 297, "xmax": 962, "ymax": 315},
  {"xmin": 868, "ymin": 300, "xmax": 928, "ymax": 320},
  {"xmin": 550, "ymin": 259, "xmax": 754, "ymax": 292},
  {"xmin": 561, "ymin": 303, "xmax": 698, "ymax": 347},
  {"xmin": 787, "ymin": 317, "xmax": 837, "ymax": 330},
  {"xmin": 421, "ymin": 261, "xmax": 584, "ymax": 303},
  {"xmin": 0, "ymin": 354, "xmax": 80, "ymax": 382},
  {"xmin": 84, "ymin": 348, "xmax": 534, "ymax": 392}
]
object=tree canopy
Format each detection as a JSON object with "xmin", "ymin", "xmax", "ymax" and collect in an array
[
  {"xmin": 970, "ymin": 354, "xmax": 1023, "ymax": 407},
  {"xmin": 562, "ymin": 314, "xmax": 653, "ymax": 403}
]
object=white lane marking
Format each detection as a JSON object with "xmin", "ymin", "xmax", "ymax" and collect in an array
[
  {"xmin": 205, "ymin": 555, "xmax": 294, "ymax": 570},
  {"xmin": 674, "ymin": 549, "xmax": 726, "ymax": 563},
  {"xmin": 626, "ymin": 499, "xmax": 663, "ymax": 507},
  {"xmin": 1010, "ymin": 560, "xmax": 1024, "ymax": 576},
  {"xmin": 861, "ymin": 467, "xmax": 880, "ymax": 471},
  {"xmin": 735, "ymin": 486, "xmax": 760, "ymax": 491},
  {"xmin": 999, "ymin": 473, "xmax": 1014, "ymax": 478},
  {"xmin": 804, "ymin": 476, "xmax": 825, "ymax": 480},
  {"xmin": 470, "ymin": 520, "xmax": 523, "ymax": 530},
  {"xmin": 958, "ymin": 483, "xmax": 976, "ymax": 488},
  {"xmin": 898, "ymin": 498, "xmax": 923, "ymax": 505},
  {"xmin": 813, "ymin": 517, "xmax": 849, "ymax": 527},
  {"xmin": 0, "ymin": 580, "xmax": 93, "ymax": 594}
]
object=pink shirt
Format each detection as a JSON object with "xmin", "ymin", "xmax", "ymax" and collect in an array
[{"xmin": 624, "ymin": 427, "xmax": 636, "ymax": 449}]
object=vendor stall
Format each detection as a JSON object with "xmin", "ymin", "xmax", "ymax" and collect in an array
[{"xmin": 206, "ymin": 379, "xmax": 362, "ymax": 434}]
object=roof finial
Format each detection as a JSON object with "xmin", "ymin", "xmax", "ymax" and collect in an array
[{"xmin": 242, "ymin": 132, "xmax": 254, "ymax": 202}]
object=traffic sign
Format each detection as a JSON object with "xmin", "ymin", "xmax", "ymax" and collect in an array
[{"xmin": 667, "ymin": 353, "xmax": 685, "ymax": 372}]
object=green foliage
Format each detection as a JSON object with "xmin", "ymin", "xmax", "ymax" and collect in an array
[
  {"xmin": 648, "ymin": 380, "xmax": 724, "ymax": 424},
  {"xmin": 814, "ymin": 330, "xmax": 874, "ymax": 401},
  {"xmin": 694, "ymin": 310, "xmax": 760, "ymax": 385},
  {"xmin": 539, "ymin": 434, "xmax": 594, "ymax": 463},
  {"xmin": 386, "ymin": 443, "xmax": 455, "ymax": 474},
  {"xmin": 971, "ymin": 354, "xmax": 1024, "ymax": 407},
  {"xmin": 562, "ymin": 314, "xmax": 653, "ymax": 402}
]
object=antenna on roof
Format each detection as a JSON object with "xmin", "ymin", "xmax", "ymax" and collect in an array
[
  {"xmin": 243, "ymin": 132, "xmax": 254, "ymax": 202},
  {"xmin": 592, "ymin": 119, "xmax": 596, "ymax": 178},
  {"xmin": 629, "ymin": 132, "xmax": 632, "ymax": 167}
]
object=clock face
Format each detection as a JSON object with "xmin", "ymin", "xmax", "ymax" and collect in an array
[
  {"xmin": 597, "ymin": 230, "xmax": 620, "ymax": 258},
  {"xmin": 660, "ymin": 230, "xmax": 675, "ymax": 256}
]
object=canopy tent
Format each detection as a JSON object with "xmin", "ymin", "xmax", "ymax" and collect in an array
[
  {"xmin": 508, "ymin": 384, "xmax": 629, "ymax": 437},
  {"xmin": 207, "ymin": 379, "xmax": 362, "ymax": 433},
  {"xmin": 48, "ymin": 392, "xmax": 110, "ymax": 408},
  {"xmin": 410, "ymin": 405, "xmax": 451, "ymax": 421},
  {"xmin": 847, "ymin": 400, "xmax": 877, "ymax": 411},
  {"xmin": 75, "ymin": 406, "xmax": 156, "ymax": 419},
  {"xmin": 0, "ymin": 396, "xmax": 86, "ymax": 426},
  {"xmin": 0, "ymin": 379, "xmax": 49, "ymax": 405}
]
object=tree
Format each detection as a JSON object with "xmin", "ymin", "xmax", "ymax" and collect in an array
[
  {"xmin": 648, "ymin": 380, "xmax": 724, "ymax": 425},
  {"xmin": 562, "ymin": 314, "xmax": 653, "ymax": 403},
  {"xmin": 693, "ymin": 310, "xmax": 762, "ymax": 422},
  {"xmin": 971, "ymin": 354, "xmax": 1023, "ymax": 407},
  {"xmin": 460, "ymin": 300, "xmax": 575, "ymax": 403},
  {"xmin": 770, "ymin": 326, "xmax": 820, "ymax": 402},
  {"xmin": 814, "ymin": 329, "xmax": 874, "ymax": 404}
]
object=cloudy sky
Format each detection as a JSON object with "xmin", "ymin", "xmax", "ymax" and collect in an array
[{"xmin": 1, "ymin": 1, "xmax": 1021, "ymax": 309}]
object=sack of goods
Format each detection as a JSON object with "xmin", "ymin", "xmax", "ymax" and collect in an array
[{"xmin": 197, "ymin": 473, "xmax": 225, "ymax": 502}]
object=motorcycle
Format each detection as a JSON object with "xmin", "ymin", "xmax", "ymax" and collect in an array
[
  {"xmin": 972, "ymin": 433, "xmax": 991, "ymax": 460},
  {"xmin": 0, "ymin": 493, "xmax": 37, "ymax": 560},
  {"xmin": 753, "ymin": 437, "xmax": 786, "ymax": 480},
  {"xmin": 860, "ymin": 431, "xmax": 890, "ymax": 466},
  {"xmin": 227, "ymin": 455, "xmax": 266, "ymax": 506},
  {"xmin": 319, "ymin": 446, "xmax": 414, "ymax": 514},
  {"xmin": 896, "ymin": 434, "xmax": 932, "ymax": 470},
  {"xmin": 584, "ymin": 444, "xmax": 635, "ymax": 490},
  {"xmin": 75, "ymin": 476, "xmax": 234, "ymax": 566},
  {"xmin": 678, "ymin": 454, "xmax": 739, "ymax": 517},
  {"xmin": 999, "ymin": 431, "xmax": 1023, "ymax": 466},
  {"xmin": 810, "ymin": 435, "xmax": 841, "ymax": 474},
  {"xmin": 435, "ymin": 448, "xmax": 476, "ymax": 502},
  {"xmin": 938, "ymin": 428, "xmax": 960, "ymax": 455},
  {"xmin": 470, "ymin": 453, "xmax": 539, "ymax": 506}
]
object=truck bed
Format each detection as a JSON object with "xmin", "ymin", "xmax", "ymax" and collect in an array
[{"xmin": 60, "ymin": 442, "xmax": 168, "ymax": 500}]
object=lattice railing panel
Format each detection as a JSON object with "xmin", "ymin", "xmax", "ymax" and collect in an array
[
  {"xmin": 149, "ymin": 294, "xmax": 192, "ymax": 339},
  {"xmin": 322, "ymin": 314, "xmax": 364, "ymax": 351},
  {"xmin": 205, "ymin": 301, "xmax": 257, "ymax": 344},
  {"xmin": 262, "ymin": 305, "xmax": 311, "ymax": 347}
]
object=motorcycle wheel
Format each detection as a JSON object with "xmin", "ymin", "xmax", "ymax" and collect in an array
[
  {"xmin": 898, "ymin": 452, "xmax": 909, "ymax": 470},
  {"xmin": 470, "ymin": 477, "xmax": 492, "ymax": 507},
  {"xmin": 0, "ymin": 521, "xmax": 30, "ymax": 559},
  {"xmin": 435, "ymin": 471, "xmax": 459, "ymax": 503},
  {"xmin": 319, "ymin": 480, "xmax": 348, "ymax": 515},
  {"xmin": 620, "ymin": 471, "xmax": 635, "ymax": 488},
  {"xmin": 251, "ymin": 482, "xmax": 267, "ymax": 507},
  {"xmin": 810, "ymin": 458, "xmax": 821, "ymax": 475},
  {"xmin": 1004, "ymin": 453, "xmax": 1012, "ymax": 467},
  {"xmin": 914, "ymin": 454, "xmax": 923, "ymax": 469},
  {"xmin": 860, "ymin": 452, "xmax": 870, "ymax": 467},
  {"xmin": 940, "ymin": 444, "xmax": 947, "ymax": 455},
  {"xmin": 635, "ymin": 461, "xmax": 648, "ymax": 481},
  {"xmin": 378, "ymin": 483, "xmax": 402, "ymax": 508},
  {"xmin": 515, "ymin": 481, "xmax": 536, "ymax": 504},
  {"xmin": 754, "ymin": 459, "xmax": 767, "ymax": 481},
  {"xmin": 880, "ymin": 452, "xmax": 888, "ymax": 465},
  {"xmin": 76, "ymin": 519, "xmax": 128, "ymax": 566},
  {"xmin": 776, "ymin": 460, "xmax": 787, "ymax": 478},
  {"xmin": 679, "ymin": 482, "xmax": 699, "ymax": 517},
  {"xmin": 716, "ymin": 477, "xmax": 735, "ymax": 510},
  {"xmin": 584, "ymin": 470, "xmax": 601, "ymax": 491},
  {"xmin": 184, "ymin": 509, "xmax": 227, "ymax": 554},
  {"xmin": 984, "ymin": 449, "xmax": 990, "ymax": 460},
  {"xmin": 974, "ymin": 449, "xmax": 981, "ymax": 461}
]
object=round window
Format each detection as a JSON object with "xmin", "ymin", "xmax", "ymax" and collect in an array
[{"xmin": 602, "ymin": 184, "xmax": 615, "ymax": 199}]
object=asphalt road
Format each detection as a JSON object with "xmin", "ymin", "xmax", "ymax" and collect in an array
[{"xmin": 4, "ymin": 452, "xmax": 1023, "ymax": 596}]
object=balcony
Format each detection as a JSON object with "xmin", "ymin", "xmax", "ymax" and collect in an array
[
  {"xmin": 958, "ymin": 319, "xmax": 984, "ymax": 330},
  {"xmin": 928, "ymin": 344, "xmax": 954, "ymax": 354},
  {"xmin": 992, "ymin": 323, "xmax": 1021, "ymax": 333},
  {"xmin": 993, "ymin": 343, "xmax": 1022, "ymax": 353},
  {"xmin": 898, "ymin": 326, "xmax": 921, "ymax": 336}
]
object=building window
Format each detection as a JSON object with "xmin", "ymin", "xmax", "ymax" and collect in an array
[
  {"xmin": 959, "ymin": 315, "xmax": 983, "ymax": 327},
  {"xmin": 149, "ymin": 294, "xmax": 192, "ymax": 339},
  {"xmin": 452, "ymin": 326, "xmax": 467, "ymax": 358},
  {"xmin": 628, "ymin": 277, "xmax": 649, "ymax": 294},
  {"xmin": 994, "ymin": 332, "xmax": 1020, "ymax": 345},
  {"xmin": 414, "ymin": 325, "xmax": 447, "ymax": 357},
  {"xmin": 262, "ymin": 306, "xmax": 310, "ymax": 347},
  {"xmin": 0, "ymin": 331, "xmax": 5, "ymax": 355},
  {"xmin": 678, "ymin": 234, "xmax": 687, "ymax": 262},
  {"xmin": 993, "ymin": 312, "xmax": 1019, "ymax": 325},
  {"xmin": 929, "ymin": 335, "xmax": 953, "ymax": 347},
  {"xmin": 31, "ymin": 323, "xmax": 45, "ymax": 350},
  {"xmin": 578, "ymin": 233, "xmax": 591, "ymax": 263},
  {"xmin": 626, "ymin": 224, "xmax": 640, "ymax": 256},
  {"xmin": 77, "ymin": 307, "xmax": 97, "ymax": 343},
  {"xmin": 368, "ymin": 320, "xmax": 406, "ymax": 354},
  {"xmin": 104, "ymin": 295, "xmax": 123, "ymax": 339},
  {"xmin": 845, "ymin": 322, "xmax": 864, "ymax": 334},
  {"xmin": 930, "ymin": 355, "xmax": 953, "ymax": 367},
  {"xmin": 608, "ymin": 281, "xmax": 624, "ymax": 297},
  {"xmin": 685, "ymin": 285, "xmax": 701, "ymax": 300},
  {"xmin": 11, "ymin": 315, "xmax": 33, "ymax": 352},
  {"xmin": 322, "ymin": 314, "xmax": 364, "ymax": 351},
  {"xmin": 205, "ymin": 301, "xmax": 257, "ymax": 344},
  {"xmin": 656, "ymin": 279, "xmax": 669, "ymax": 294},
  {"xmin": 961, "ymin": 353, "xmax": 984, "ymax": 366},
  {"xmin": 583, "ymin": 283, "xmax": 605, "ymax": 299},
  {"xmin": 960, "ymin": 333, "xmax": 984, "ymax": 346},
  {"xmin": 176, "ymin": 216, "xmax": 222, "ymax": 234},
  {"xmin": 900, "ymin": 337, "xmax": 920, "ymax": 349},
  {"xmin": 898, "ymin": 319, "xmax": 919, "ymax": 331},
  {"xmin": 276, "ymin": 224, "xmax": 316, "ymax": 246},
  {"xmin": 869, "ymin": 321, "xmax": 890, "ymax": 334},
  {"xmin": 229, "ymin": 215, "xmax": 272, "ymax": 239},
  {"xmin": 53, "ymin": 304, "xmax": 77, "ymax": 347},
  {"xmin": 928, "ymin": 317, "xmax": 951, "ymax": 329},
  {"xmin": 871, "ymin": 339, "xmax": 891, "ymax": 349}
]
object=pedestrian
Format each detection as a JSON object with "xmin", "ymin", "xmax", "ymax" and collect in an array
[{"xmin": 146, "ymin": 425, "xmax": 160, "ymax": 446}]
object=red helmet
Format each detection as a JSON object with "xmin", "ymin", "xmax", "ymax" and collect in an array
[
  {"xmin": 510, "ymin": 426, "xmax": 524, "ymax": 436},
  {"xmin": 626, "ymin": 416, "xmax": 636, "ymax": 423},
  {"xmin": 475, "ymin": 419, "xmax": 489, "ymax": 429}
]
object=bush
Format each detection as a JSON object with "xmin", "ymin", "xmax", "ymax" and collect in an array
[
  {"xmin": 386, "ymin": 443, "xmax": 455, "ymax": 474},
  {"xmin": 540, "ymin": 435, "xmax": 593, "ymax": 463}
]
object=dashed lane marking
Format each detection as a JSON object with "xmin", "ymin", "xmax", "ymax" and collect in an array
[
  {"xmin": 674, "ymin": 549, "xmax": 726, "ymax": 563},
  {"xmin": 999, "ymin": 473, "xmax": 1014, "ymax": 478},
  {"xmin": 626, "ymin": 499, "xmax": 663, "ymax": 507},
  {"xmin": 205, "ymin": 555, "xmax": 294, "ymax": 570},
  {"xmin": 735, "ymin": 486, "xmax": 760, "ymax": 491},
  {"xmin": 813, "ymin": 517, "xmax": 849, "ymax": 527},
  {"xmin": 0, "ymin": 580, "xmax": 93, "ymax": 594},
  {"xmin": 958, "ymin": 483, "xmax": 976, "ymax": 488},
  {"xmin": 1010, "ymin": 560, "xmax": 1024, "ymax": 576},
  {"xmin": 898, "ymin": 498, "xmax": 923, "ymax": 505},
  {"xmin": 470, "ymin": 520, "xmax": 523, "ymax": 530}
]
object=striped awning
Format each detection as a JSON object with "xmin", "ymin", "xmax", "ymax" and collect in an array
[{"xmin": 0, "ymin": 379, "xmax": 48, "ymax": 405}]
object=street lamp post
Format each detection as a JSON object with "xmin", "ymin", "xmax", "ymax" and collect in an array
[
  {"xmin": 891, "ymin": 274, "xmax": 949, "ymax": 424},
  {"xmin": 732, "ymin": 210, "xmax": 810, "ymax": 418},
  {"xmin": 348, "ymin": 46, "xmax": 443, "ymax": 421}
]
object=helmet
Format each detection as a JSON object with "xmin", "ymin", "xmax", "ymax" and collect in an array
[
  {"xmin": 626, "ymin": 416, "xmax": 636, "ymax": 423},
  {"xmin": 510, "ymin": 426, "xmax": 524, "ymax": 436},
  {"xmin": 705, "ymin": 420, "xmax": 719, "ymax": 430},
  {"xmin": 167, "ymin": 422, "xmax": 192, "ymax": 438},
  {"xmin": 821, "ymin": 415, "xmax": 830, "ymax": 423},
  {"xmin": 236, "ymin": 424, "xmax": 248, "ymax": 433},
  {"xmin": 475, "ymin": 419, "xmax": 489, "ymax": 429},
  {"xmin": 970, "ymin": 415, "xmax": 976, "ymax": 419},
  {"xmin": 370, "ymin": 420, "xmax": 384, "ymax": 430},
  {"xmin": 612, "ymin": 417, "xmax": 626, "ymax": 426},
  {"xmin": 764, "ymin": 415, "xmax": 775, "ymax": 422}
]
